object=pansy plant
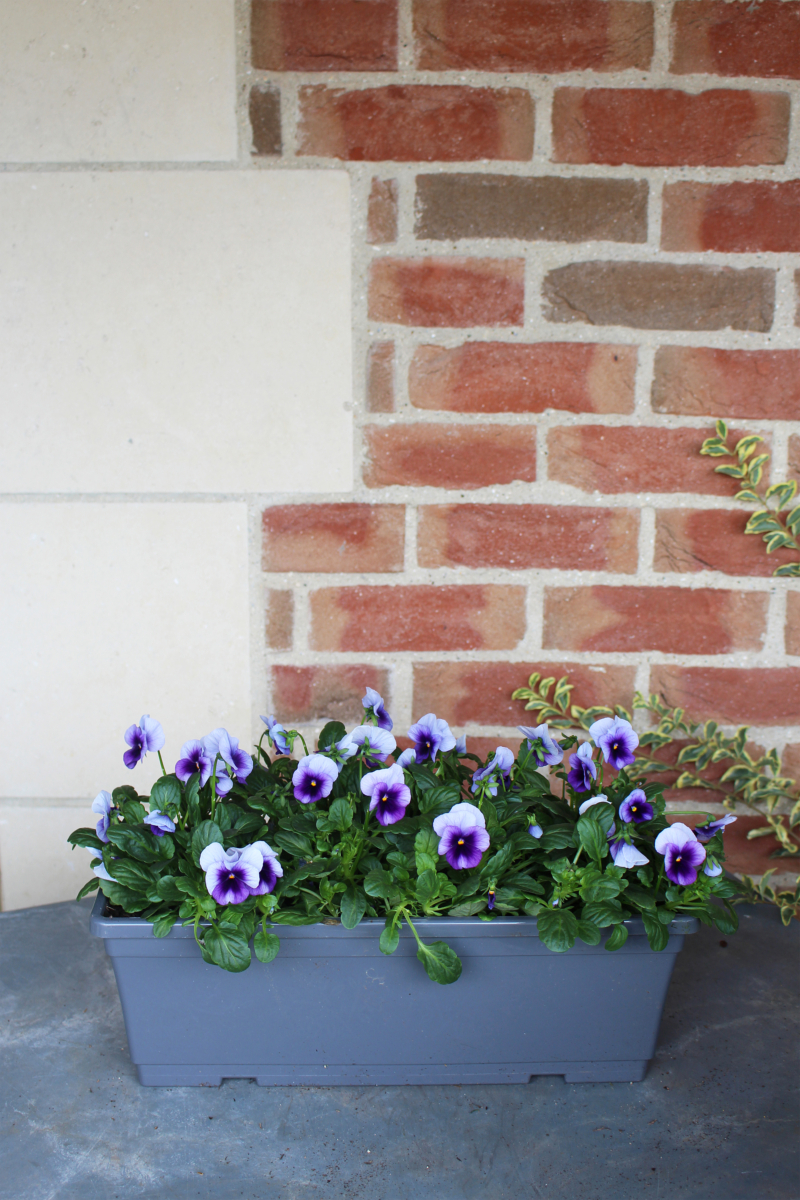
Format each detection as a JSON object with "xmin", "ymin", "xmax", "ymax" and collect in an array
[{"xmin": 69, "ymin": 706, "xmax": 742, "ymax": 981}]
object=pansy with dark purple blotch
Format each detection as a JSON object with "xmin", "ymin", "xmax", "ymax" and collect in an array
[
  {"xmin": 143, "ymin": 809, "xmax": 176, "ymax": 837},
  {"xmin": 361, "ymin": 763, "xmax": 411, "ymax": 826},
  {"xmin": 619, "ymin": 788, "xmax": 654, "ymax": 824},
  {"xmin": 694, "ymin": 814, "xmax": 737, "ymax": 843},
  {"xmin": 589, "ymin": 717, "xmax": 639, "ymax": 770},
  {"xmin": 203, "ymin": 729, "xmax": 253, "ymax": 784},
  {"xmin": 608, "ymin": 837, "xmax": 649, "ymax": 869},
  {"xmin": 260, "ymin": 714, "xmax": 292, "ymax": 756},
  {"xmin": 362, "ymin": 687, "xmax": 393, "ymax": 732},
  {"xmin": 518, "ymin": 723, "xmax": 562, "ymax": 767},
  {"xmin": 471, "ymin": 746, "xmax": 514, "ymax": 797},
  {"xmin": 214, "ymin": 764, "xmax": 234, "ymax": 797},
  {"xmin": 123, "ymin": 715, "xmax": 164, "ymax": 769},
  {"xmin": 407, "ymin": 713, "xmax": 456, "ymax": 763},
  {"xmin": 199, "ymin": 843, "xmax": 263, "ymax": 906},
  {"xmin": 249, "ymin": 841, "xmax": 284, "ymax": 895},
  {"xmin": 337, "ymin": 724, "xmax": 396, "ymax": 767},
  {"xmin": 432, "ymin": 802, "xmax": 491, "ymax": 870},
  {"xmin": 175, "ymin": 740, "xmax": 213, "ymax": 786},
  {"xmin": 292, "ymin": 753, "xmax": 339, "ymax": 804},
  {"xmin": 654, "ymin": 823, "xmax": 706, "ymax": 886},
  {"xmin": 92, "ymin": 790, "xmax": 114, "ymax": 843},
  {"xmin": 567, "ymin": 741, "xmax": 597, "ymax": 793}
]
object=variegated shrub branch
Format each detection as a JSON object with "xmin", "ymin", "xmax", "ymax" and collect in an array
[
  {"xmin": 700, "ymin": 419, "xmax": 800, "ymax": 577},
  {"xmin": 512, "ymin": 674, "xmax": 800, "ymax": 923}
]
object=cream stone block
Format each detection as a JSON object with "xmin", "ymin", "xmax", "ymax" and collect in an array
[
  {"xmin": 0, "ymin": 0, "xmax": 237, "ymax": 162},
  {"xmin": 0, "ymin": 800, "xmax": 94, "ymax": 911},
  {"xmin": 0, "ymin": 170, "xmax": 352, "ymax": 495},
  {"xmin": 0, "ymin": 502, "xmax": 252, "ymax": 800}
]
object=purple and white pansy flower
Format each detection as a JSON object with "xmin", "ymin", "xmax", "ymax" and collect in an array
[
  {"xmin": 432, "ymin": 802, "xmax": 491, "ymax": 870},
  {"xmin": 471, "ymin": 746, "xmax": 514, "ymax": 796},
  {"xmin": 529, "ymin": 821, "xmax": 543, "ymax": 839},
  {"xmin": 203, "ymin": 729, "xmax": 253, "ymax": 784},
  {"xmin": 567, "ymin": 741, "xmax": 597, "ymax": 793},
  {"xmin": 260, "ymin": 715, "xmax": 292, "ymax": 756},
  {"xmin": 608, "ymin": 838, "xmax": 649, "ymax": 869},
  {"xmin": 362, "ymin": 687, "xmax": 393, "ymax": 732},
  {"xmin": 589, "ymin": 716, "xmax": 639, "ymax": 770},
  {"xmin": 704, "ymin": 859, "xmax": 723, "ymax": 877},
  {"xmin": 248, "ymin": 841, "xmax": 284, "ymax": 895},
  {"xmin": 175, "ymin": 740, "xmax": 213, "ymax": 787},
  {"xmin": 292, "ymin": 754, "xmax": 339, "ymax": 804},
  {"xmin": 199, "ymin": 843, "xmax": 264, "ymax": 906},
  {"xmin": 92, "ymin": 790, "xmax": 114, "ymax": 843},
  {"xmin": 454, "ymin": 734, "xmax": 467, "ymax": 756},
  {"xmin": 619, "ymin": 788, "xmax": 654, "ymax": 824},
  {"xmin": 123, "ymin": 715, "xmax": 164, "ymax": 769},
  {"xmin": 395, "ymin": 747, "xmax": 417, "ymax": 768},
  {"xmin": 213, "ymin": 764, "xmax": 234, "ymax": 797},
  {"xmin": 694, "ymin": 814, "xmax": 737, "ymax": 843},
  {"xmin": 654, "ymin": 823, "xmax": 706, "ymax": 886},
  {"xmin": 143, "ymin": 809, "xmax": 176, "ymax": 837},
  {"xmin": 407, "ymin": 713, "xmax": 456, "ymax": 763},
  {"xmin": 92, "ymin": 860, "xmax": 118, "ymax": 883},
  {"xmin": 337, "ymin": 725, "xmax": 396, "ymax": 766},
  {"xmin": 518, "ymin": 724, "xmax": 562, "ymax": 767},
  {"xmin": 578, "ymin": 794, "xmax": 612, "ymax": 816},
  {"xmin": 361, "ymin": 763, "xmax": 411, "ymax": 826}
]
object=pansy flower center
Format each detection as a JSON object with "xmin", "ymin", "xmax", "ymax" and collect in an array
[{"xmin": 457, "ymin": 837, "xmax": 465, "ymax": 845}]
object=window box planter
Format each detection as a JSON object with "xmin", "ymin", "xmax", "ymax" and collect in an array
[{"xmin": 91, "ymin": 894, "xmax": 697, "ymax": 1087}]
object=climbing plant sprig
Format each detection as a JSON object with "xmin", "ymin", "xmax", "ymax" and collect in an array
[{"xmin": 700, "ymin": 419, "xmax": 800, "ymax": 577}]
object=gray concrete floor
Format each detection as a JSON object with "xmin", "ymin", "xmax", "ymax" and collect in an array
[{"xmin": 0, "ymin": 900, "xmax": 797, "ymax": 1200}]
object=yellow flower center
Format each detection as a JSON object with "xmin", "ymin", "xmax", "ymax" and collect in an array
[{"xmin": 457, "ymin": 838, "xmax": 465, "ymax": 845}]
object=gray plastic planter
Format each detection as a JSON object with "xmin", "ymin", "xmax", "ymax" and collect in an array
[{"xmin": 90, "ymin": 894, "xmax": 696, "ymax": 1087}]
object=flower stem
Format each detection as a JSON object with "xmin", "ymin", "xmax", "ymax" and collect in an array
[{"xmin": 157, "ymin": 751, "xmax": 167, "ymax": 777}]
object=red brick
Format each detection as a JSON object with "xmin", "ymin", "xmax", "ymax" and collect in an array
[
  {"xmin": 364, "ymin": 424, "xmax": 536, "ymax": 490},
  {"xmin": 298, "ymin": 85, "xmax": 533, "ymax": 162},
  {"xmin": 543, "ymin": 586, "xmax": 766, "ymax": 654},
  {"xmin": 552, "ymin": 88, "xmax": 789, "ymax": 166},
  {"xmin": 652, "ymin": 347, "xmax": 800, "ymax": 421},
  {"xmin": 413, "ymin": 0, "xmax": 653, "ymax": 71},
  {"xmin": 369, "ymin": 258, "xmax": 524, "ymax": 328},
  {"xmin": 655, "ymin": 509, "xmax": 798, "ymax": 578},
  {"xmin": 309, "ymin": 585, "xmax": 526, "ymax": 651},
  {"xmin": 662, "ymin": 182, "xmax": 800, "ymax": 253},
  {"xmin": 367, "ymin": 178, "xmax": 398, "ymax": 244},
  {"xmin": 262, "ymin": 504, "xmax": 405, "ymax": 573},
  {"xmin": 366, "ymin": 341, "xmax": 395, "ymax": 413},
  {"xmin": 410, "ymin": 342, "xmax": 636, "ymax": 414},
  {"xmin": 543, "ymin": 262, "xmax": 775, "ymax": 332},
  {"xmin": 782, "ymin": 743, "xmax": 800, "ymax": 780},
  {"xmin": 650, "ymin": 666, "xmax": 800, "ymax": 726},
  {"xmin": 266, "ymin": 590, "xmax": 293, "ymax": 650},
  {"xmin": 251, "ymin": 0, "xmax": 398, "ymax": 71},
  {"xmin": 272, "ymin": 665, "xmax": 390, "ymax": 725},
  {"xmin": 413, "ymin": 661, "xmax": 636, "ymax": 726},
  {"xmin": 249, "ymin": 86, "xmax": 282, "ymax": 156},
  {"xmin": 418, "ymin": 504, "xmax": 639, "ymax": 573},
  {"xmin": 790, "ymin": 435, "xmax": 800, "ymax": 484},
  {"xmin": 547, "ymin": 426, "xmax": 768, "ymax": 495},
  {"xmin": 788, "ymin": 593, "xmax": 800, "ymax": 658},
  {"xmin": 796, "ymin": 270, "xmax": 800, "ymax": 327},
  {"xmin": 671, "ymin": 1, "xmax": 800, "ymax": 80}
]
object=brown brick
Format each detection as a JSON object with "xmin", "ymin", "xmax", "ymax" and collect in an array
[
  {"xmin": 543, "ymin": 585, "xmax": 766, "ymax": 654},
  {"xmin": 548, "ymin": 425, "xmax": 768, "ymax": 495},
  {"xmin": 713, "ymin": 815, "xmax": 796, "ymax": 879},
  {"xmin": 543, "ymin": 262, "xmax": 775, "ymax": 332},
  {"xmin": 415, "ymin": 175, "xmax": 647, "ymax": 243},
  {"xmin": 655, "ymin": 510, "xmax": 797, "ymax": 578},
  {"xmin": 298, "ymin": 85, "xmax": 533, "ymax": 162},
  {"xmin": 791, "ymin": 436, "xmax": 800, "ymax": 484},
  {"xmin": 309, "ymin": 585, "xmax": 526, "ymax": 651},
  {"xmin": 262, "ymin": 504, "xmax": 405, "ymax": 573},
  {"xmin": 553, "ymin": 88, "xmax": 789, "ymax": 167},
  {"xmin": 369, "ymin": 258, "xmax": 524, "ymax": 327},
  {"xmin": 652, "ymin": 347, "xmax": 800, "ymax": 421},
  {"xmin": 662, "ymin": 182, "xmax": 800, "ymax": 254},
  {"xmin": 788, "ymin": 593, "xmax": 800, "ymax": 658},
  {"xmin": 266, "ymin": 590, "xmax": 293, "ymax": 650},
  {"xmin": 251, "ymin": 0, "xmax": 398, "ymax": 71},
  {"xmin": 367, "ymin": 178, "xmax": 398, "ymax": 244},
  {"xmin": 651, "ymin": 666, "xmax": 800, "ymax": 726},
  {"xmin": 366, "ymin": 341, "xmax": 395, "ymax": 413},
  {"xmin": 273, "ymin": 665, "xmax": 390, "ymax": 725},
  {"xmin": 364, "ymin": 424, "xmax": 536, "ymax": 490},
  {"xmin": 782, "ymin": 743, "xmax": 800, "ymax": 781},
  {"xmin": 796, "ymin": 269, "xmax": 800, "ymax": 327},
  {"xmin": 410, "ymin": 342, "xmax": 636, "ymax": 415},
  {"xmin": 413, "ymin": 0, "xmax": 653, "ymax": 71},
  {"xmin": 249, "ymin": 86, "xmax": 282, "ymax": 156},
  {"xmin": 418, "ymin": 504, "xmax": 638, "ymax": 573},
  {"xmin": 671, "ymin": 1, "xmax": 800, "ymax": 80},
  {"xmin": 413, "ymin": 661, "xmax": 636, "ymax": 726}
]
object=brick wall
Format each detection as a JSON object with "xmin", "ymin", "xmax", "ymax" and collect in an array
[{"xmin": 246, "ymin": 0, "xmax": 800, "ymax": 783}]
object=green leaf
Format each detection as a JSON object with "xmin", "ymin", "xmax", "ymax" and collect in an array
[
  {"xmin": 712, "ymin": 905, "xmax": 739, "ymax": 935},
  {"xmin": 76, "ymin": 877, "xmax": 101, "ymax": 901},
  {"xmin": 111, "ymin": 785, "xmax": 140, "ymax": 806},
  {"xmin": 318, "ymin": 720, "xmax": 346, "ymax": 752},
  {"xmin": 152, "ymin": 913, "xmax": 177, "ymax": 938},
  {"xmin": 254, "ymin": 929, "xmax": 281, "ymax": 963},
  {"xmin": 575, "ymin": 918, "xmax": 601, "ymax": 946},
  {"xmin": 539, "ymin": 824, "xmax": 576, "ymax": 851},
  {"xmin": 735, "ymin": 434, "xmax": 762, "ymax": 462},
  {"xmin": 784, "ymin": 505, "xmax": 800, "ymax": 534},
  {"xmin": 340, "ymin": 886, "xmax": 367, "ymax": 929},
  {"xmin": 379, "ymin": 919, "xmax": 400, "ymax": 955},
  {"xmin": 417, "ymin": 782, "xmax": 461, "ymax": 817},
  {"xmin": 364, "ymin": 869, "xmax": 394, "ymax": 900},
  {"xmin": 155, "ymin": 875, "xmax": 184, "ymax": 903},
  {"xmin": 774, "ymin": 563, "xmax": 800, "ymax": 577},
  {"xmin": 622, "ymin": 885, "xmax": 657, "ymax": 911},
  {"xmin": 642, "ymin": 912, "xmax": 670, "ymax": 952},
  {"xmin": 416, "ymin": 940, "xmax": 463, "ymax": 985},
  {"xmin": 715, "ymin": 464, "xmax": 746, "ymax": 479},
  {"xmin": 121, "ymin": 799, "xmax": 146, "ymax": 824},
  {"xmin": 415, "ymin": 869, "xmax": 439, "ymax": 906},
  {"xmin": 579, "ymin": 875, "xmax": 622, "ymax": 903},
  {"xmin": 448, "ymin": 899, "xmax": 488, "ymax": 917},
  {"xmin": 582, "ymin": 899, "xmax": 624, "ymax": 927},
  {"xmin": 269, "ymin": 910, "xmax": 320, "ymax": 926},
  {"xmin": 415, "ymin": 827, "xmax": 440, "ymax": 874},
  {"xmin": 536, "ymin": 907, "xmax": 578, "ymax": 953},
  {"xmin": 715, "ymin": 419, "xmax": 728, "ymax": 439},
  {"xmin": 327, "ymin": 798, "xmax": 353, "ymax": 832},
  {"xmin": 201, "ymin": 924, "xmax": 252, "ymax": 972},
  {"xmin": 109, "ymin": 858, "xmax": 156, "ymax": 892},
  {"xmin": 734, "ymin": 488, "xmax": 763, "ymax": 505},
  {"xmin": 604, "ymin": 924, "xmax": 629, "ymax": 952},
  {"xmin": 747, "ymin": 454, "xmax": 770, "ymax": 485},
  {"xmin": 149, "ymin": 775, "xmax": 182, "ymax": 816},
  {"xmin": 106, "ymin": 827, "xmax": 163, "ymax": 863},
  {"xmin": 272, "ymin": 829, "xmax": 315, "ymax": 858},
  {"xmin": 577, "ymin": 816, "xmax": 608, "ymax": 863},
  {"xmin": 68, "ymin": 827, "xmax": 104, "ymax": 852},
  {"xmin": 191, "ymin": 821, "xmax": 223, "ymax": 865},
  {"xmin": 183, "ymin": 772, "xmax": 202, "ymax": 823}
]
